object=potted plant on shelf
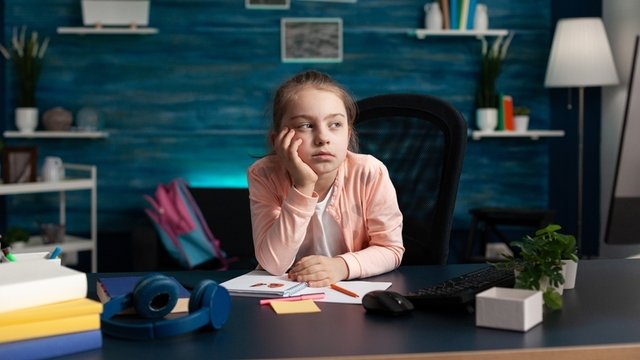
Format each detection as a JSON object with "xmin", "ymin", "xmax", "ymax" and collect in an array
[
  {"xmin": 514, "ymin": 106, "xmax": 530, "ymax": 132},
  {"xmin": 494, "ymin": 224, "xmax": 576, "ymax": 310},
  {"xmin": 0, "ymin": 26, "xmax": 50, "ymax": 133},
  {"xmin": 475, "ymin": 33, "xmax": 514, "ymax": 132}
]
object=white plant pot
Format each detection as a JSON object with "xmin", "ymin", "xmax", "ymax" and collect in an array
[
  {"xmin": 476, "ymin": 108, "xmax": 498, "ymax": 132},
  {"xmin": 15, "ymin": 107, "xmax": 39, "ymax": 133},
  {"xmin": 514, "ymin": 115, "xmax": 530, "ymax": 132},
  {"xmin": 562, "ymin": 260, "xmax": 578, "ymax": 290}
]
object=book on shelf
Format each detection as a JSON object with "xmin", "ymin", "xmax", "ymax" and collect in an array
[
  {"xmin": 502, "ymin": 95, "xmax": 514, "ymax": 131},
  {"xmin": 439, "ymin": 0, "xmax": 450, "ymax": 30},
  {"xmin": 96, "ymin": 276, "xmax": 191, "ymax": 314},
  {"xmin": 0, "ymin": 261, "xmax": 87, "ymax": 313},
  {"xmin": 459, "ymin": 0, "xmax": 469, "ymax": 30},
  {"xmin": 220, "ymin": 270, "xmax": 312, "ymax": 297},
  {"xmin": 450, "ymin": 0, "xmax": 459, "ymax": 30},
  {"xmin": 0, "ymin": 330, "xmax": 102, "ymax": 359},
  {"xmin": 467, "ymin": 0, "xmax": 477, "ymax": 29},
  {"xmin": 497, "ymin": 93, "xmax": 505, "ymax": 131}
]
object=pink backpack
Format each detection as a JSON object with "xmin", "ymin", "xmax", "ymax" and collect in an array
[{"xmin": 144, "ymin": 179, "xmax": 228, "ymax": 269}]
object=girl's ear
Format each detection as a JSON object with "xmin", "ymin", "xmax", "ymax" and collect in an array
[{"xmin": 269, "ymin": 131, "xmax": 277, "ymax": 147}]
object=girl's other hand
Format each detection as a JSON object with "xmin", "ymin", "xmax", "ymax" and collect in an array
[
  {"xmin": 288, "ymin": 255, "xmax": 348, "ymax": 287},
  {"xmin": 274, "ymin": 127, "xmax": 317, "ymax": 195}
]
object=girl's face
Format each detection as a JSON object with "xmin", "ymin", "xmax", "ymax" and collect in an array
[{"xmin": 281, "ymin": 87, "xmax": 351, "ymax": 179}]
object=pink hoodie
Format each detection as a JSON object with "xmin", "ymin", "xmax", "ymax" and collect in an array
[{"xmin": 247, "ymin": 151, "xmax": 404, "ymax": 279}]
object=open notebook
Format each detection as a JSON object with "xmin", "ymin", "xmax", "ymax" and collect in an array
[{"xmin": 219, "ymin": 270, "xmax": 391, "ymax": 304}]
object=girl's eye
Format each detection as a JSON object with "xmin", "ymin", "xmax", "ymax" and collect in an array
[
  {"xmin": 297, "ymin": 123, "xmax": 312, "ymax": 129},
  {"xmin": 330, "ymin": 122, "xmax": 343, "ymax": 128}
]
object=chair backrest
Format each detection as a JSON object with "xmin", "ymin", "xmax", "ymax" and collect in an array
[{"xmin": 355, "ymin": 94, "xmax": 467, "ymax": 265}]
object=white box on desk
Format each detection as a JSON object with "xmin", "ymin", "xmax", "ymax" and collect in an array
[{"xmin": 475, "ymin": 287, "xmax": 543, "ymax": 332}]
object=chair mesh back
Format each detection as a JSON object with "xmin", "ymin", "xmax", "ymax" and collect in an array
[{"xmin": 356, "ymin": 94, "xmax": 466, "ymax": 265}]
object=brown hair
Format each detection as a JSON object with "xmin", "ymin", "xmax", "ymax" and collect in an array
[{"xmin": 269, "ymin": 70, "xmax": 358, "ymax": 152}]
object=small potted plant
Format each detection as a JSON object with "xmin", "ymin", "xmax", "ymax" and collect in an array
[
  {"xmin": 514, "ymin": 106, "xmax": 530, "ymax": 132},
  {"xmin": 475, "ymin": 33, "xmax": 514, "ymax": 132},
  {"xmin": 494, "ymin": 224, "xmax": 576, "ymax": 310},
  {"xmin": 0, "ymin": 26, "xmax": 50, "ymax": 133}
]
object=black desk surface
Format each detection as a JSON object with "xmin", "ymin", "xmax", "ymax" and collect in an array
[{"xmin": 69, "ymin": 259, "xmax": 640, "ymax": 359}]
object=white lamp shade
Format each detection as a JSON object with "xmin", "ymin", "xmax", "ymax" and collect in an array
[{"xmin": 545, "ymin": 17, "xmax": 619, "ymax": 88}]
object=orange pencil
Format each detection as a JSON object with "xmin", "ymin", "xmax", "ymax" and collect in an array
[{"xmin": 330, "ymin": 283, "xmax": 359, "ymax": 298}]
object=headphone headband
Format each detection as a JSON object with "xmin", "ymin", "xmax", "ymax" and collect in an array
[{"xmin": 101, "ymin": 274, "xmax": 230, "ymax": 340}]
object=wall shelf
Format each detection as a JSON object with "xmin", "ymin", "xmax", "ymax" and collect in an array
[
  {"xmin": 410, "ymin": 29, "xmax": 509, "ymax": 39},
  {"xmin": 57, "ymin": 27, "xmax": 158, "ymax": 35},
  {"xmin": 471, "ymin": 130, "xmax": 565, "ymax": 140},
  {"xmin": 3, "ymin": 131, "xmax": 109, "ymax": 139}
]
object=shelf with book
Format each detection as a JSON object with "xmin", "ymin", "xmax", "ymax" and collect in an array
[
  {"xmin": 470, "ymin": 130, "xmax": 565, "ymax": 140},
  {"xmin": 410, "ymin": 29, "xmax": 509, "ymax": 40},
  {"xmin": 0, "ymin": 164, "xmax": 98, "ymax": 272}
]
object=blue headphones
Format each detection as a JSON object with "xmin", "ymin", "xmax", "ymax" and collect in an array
[{"xmin": 101, "ymin": 274, "xmax": 231, "ymax": 340}]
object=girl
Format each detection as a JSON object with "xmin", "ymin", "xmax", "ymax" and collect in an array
[{"xmin": 247, "ymin": 70, "xmax": 404, "ymax": 287}]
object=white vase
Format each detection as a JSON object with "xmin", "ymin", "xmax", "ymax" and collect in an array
[
  {"xmin": 474, "ymin": 3, "xmax": 489, "ymax": 31},
  {"xmin": 15, "ymin": 107, "xmax": 39, "ymax": 133},
  {"xmin": 476, "ymin": 108, "xmax": 498, "ymax": 132},
  {"xmin": 424, "ymin": 2, "xmax": 443, "ymax": 31},
  {"xmin": 562, "ymin": 260, "xmax": 578, "ymax": 290},
  {"xmin": 514, "ymin": 115, "xmax": 530, "ymax": 132}
]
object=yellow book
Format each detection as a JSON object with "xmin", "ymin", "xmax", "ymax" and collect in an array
[
  {"xmin": 0, "ymin": 314, "xmax": 100, "ymax": 343},
  {"xmin": 0, "ymin": 298, "xmax": 102, "ymax": 325}
]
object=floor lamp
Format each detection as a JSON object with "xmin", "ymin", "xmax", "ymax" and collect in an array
[{"xmin": 544, "ymin": 18, "xmax": 619, "ymax": 253}]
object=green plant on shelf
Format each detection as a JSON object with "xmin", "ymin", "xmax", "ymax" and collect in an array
[
  {"xmin": 514, "ymin": 106, "xmax": 530, "ymax": 116},
  {"xmin": 0, "ymin": 26, "xmax": 50, "ymax": 108},
  {"xmin": 475, "ymin": 33, "xmax": 514, "ymax": 109}
]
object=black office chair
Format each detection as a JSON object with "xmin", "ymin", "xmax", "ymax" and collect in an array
[{"xmin": 355, "ymin": 94, "xmax": 467, "ymax": 265}]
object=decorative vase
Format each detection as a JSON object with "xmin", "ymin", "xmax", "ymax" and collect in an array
[
  {"xmin": 514, "ymin": 115, "xmax": 530, "ymax": 132},
  {"xmin": 562, "ymin": 260, "xmax": 578, "ymax": 290},
  {"xmin": 476, "ymin": 108, "xmax": 498, "ymax": 132},
  {"xmin": 15, "ymin": 107, "xmax": 39, "ymax": 133},
  {"xmin": 424, "ymin": 2, "xmax": 443, "ymax": 30},
  {"xmin": 43, "ymin": 107, "xmax": 73, "ymax": 131},
  {"xmin": 473, "ymin": 3, "xmax": 489, "ymax": 31}
]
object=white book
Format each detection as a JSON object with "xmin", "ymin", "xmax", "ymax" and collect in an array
[
  {"xmin": 220, "ymin": 270, "xmax": 393, "ymax": 304},
  {"xmin": 0, "ymin": 262, "xmax": 87, "ymax": 313},
  {"xmin": 220, "ymin": 270, "xmax": 310, "ymax": 297}
]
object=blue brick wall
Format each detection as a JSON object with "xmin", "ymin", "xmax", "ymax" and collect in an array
[{"xmin": 2, "ymin": 0, "xmax": 552, "ymax": 238}]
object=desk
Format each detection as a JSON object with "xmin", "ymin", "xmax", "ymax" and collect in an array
[{"xmin": 70, "ymin": 260, "xmax": 640, "ymax": 359}]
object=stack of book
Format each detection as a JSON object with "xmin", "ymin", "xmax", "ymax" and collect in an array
[
  {"xmin": 439, "ymin": 0, "xmax": 478, "ymax": 30},
  {"xmin": 0, "ymin": 260, "xmax": 103, "ymax": 359}
]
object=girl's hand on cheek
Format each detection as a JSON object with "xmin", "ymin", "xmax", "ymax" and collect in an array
[{"xmin": 274, "ymin": 128, "xmax": 317, "ymax": 195}]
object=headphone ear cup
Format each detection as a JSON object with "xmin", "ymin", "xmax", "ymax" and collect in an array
[
  {"xmin": 133, "ymin": 274, "xmax": 179, "ymax": 319},
  {"xmin": 189, "ymin": 280, "xmax": 231, "ymax": 330}
]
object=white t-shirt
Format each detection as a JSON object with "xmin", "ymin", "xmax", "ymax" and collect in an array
[{"xmin": 297, "ymin": 185, "xmax": 347, "ymax": 260}]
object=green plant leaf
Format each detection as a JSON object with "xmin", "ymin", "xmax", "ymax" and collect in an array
[{"xmin": 543, "ymin": 289, "xmax": 563, "ymax": 310}]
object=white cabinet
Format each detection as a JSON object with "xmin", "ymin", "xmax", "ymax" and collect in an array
[{"xmin": 0, "ymin": 164, "xmax": 97, "ymax": 272}]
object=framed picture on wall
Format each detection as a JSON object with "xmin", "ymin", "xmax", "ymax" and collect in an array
[
  {"xmin": 245, "ymin": 0, "xmax": 290, "ymax": 10},
  {"xmin": 297, "ymin": 0, "xmax": 356, "ymax": 3},
  {"xmin": 281, "ymin": 18, "xmax": 343, "ymax": 63},
  {"xmin": 2, "ymin": 146, "xmax": 37, "ymax": 184}
]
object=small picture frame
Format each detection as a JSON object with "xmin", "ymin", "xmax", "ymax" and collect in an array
[
  {"xmin": 281, "ymin": 18, "xmax": 343, "ymax": 63},
  {"xmin": 2, "ymin": 146, "xmax": 37, "ymax": 184},
  {"xmin": 297, "ymin": 0, "xmax": 356, "ymax": 3},
  {"xmin": 245, "ymin": 0, "xmax": 290, "ymax": 10}
]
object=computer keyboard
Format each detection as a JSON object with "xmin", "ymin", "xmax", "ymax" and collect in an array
[{"xmin": 405, "ymin": 266, "xmax": 515, "ymax": 309}]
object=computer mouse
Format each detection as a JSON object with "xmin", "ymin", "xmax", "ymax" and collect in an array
[{"xmin": 362, "ymin": 290, "xmax": 414, "ymax": 315}]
